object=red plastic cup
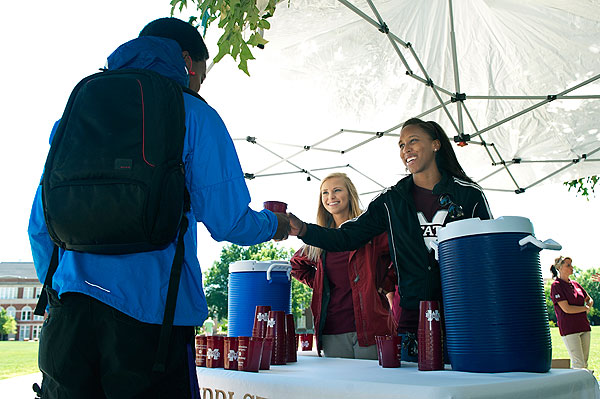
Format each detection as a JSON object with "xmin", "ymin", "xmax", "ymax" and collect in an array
[
  {"xmin": 299, "ymin": 333, "xmax": 313, "ymax": 351},
  {"xmin": 206, "ymin": 335, "xmax": 224, "ymax": 368},
  {"xmin": 376, "ymin": 335, "xmax": 401, "ymax": 368},
  {"xmin": 238, "ymin": 336, "xmax": 263, "ymax": 372},
  {"xmin": 195, "ymin": 335, "xmax": 207, "ymax": 367},
  {"xmin": 286, "ymin": 314, "xmax": 297, "ymax": 363},
  {"xmin": 418, "ymin": 300, "xmax": 444, "ymax": 371},
  {"xmin": 266, "ymin": 310, "xmax": 287, "ymax": 365},
  {"xmin": 260, "ymin": 337, "xmax": 274, "ymax": 370},
  {"xmin": 263, "ymin": 201, "xmax": 288, "ymax": 213},
  {"xmin": 252, "ymin": 305, "xmax": 271, "ymax": 338},
  {"xmin": 224, "ymin": 337, "xmax": 239, "ymax": 370}
]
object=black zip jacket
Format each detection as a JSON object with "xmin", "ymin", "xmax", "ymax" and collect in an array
[{"xmin": 301, "ymin": 172, "xmax": 492, "ymax": 310}]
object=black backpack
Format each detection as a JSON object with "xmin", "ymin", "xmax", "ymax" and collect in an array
[
  {"xmin": 35, "ymin": 68, "xmax": 200, "ymax": 372},
  {"xmin": 42, "ymin": 68, "xmax": 188, "ymax": 253}
]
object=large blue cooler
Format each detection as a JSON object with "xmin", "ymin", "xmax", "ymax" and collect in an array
[
  {"xmin": 435, "ymin": 216, "xmax": 560, "ymax": 373},
  {"xmin": 228, "ymin": 260, "xmax": 292, "ymax": 337}
]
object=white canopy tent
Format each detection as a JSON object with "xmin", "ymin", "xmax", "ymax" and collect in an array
[{"xmin": 206, "ymin": 0, "xmax": 600, "ymax": 200}]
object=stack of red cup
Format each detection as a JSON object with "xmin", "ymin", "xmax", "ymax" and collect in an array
[
  {"xmin": 266, "ymin": 310, "xmax": 287, "ymax": 365},
  {"xmin": 252, "ymin": 305, "xmax": 273, "ymax": 370},
  {"xmin": 223, "ymin": 336, "xmax": 239, "ymax": 370},
  {"xmin": 252, "ymin": 305, "xmax": 271, "ymax": 338},
  {"xmin": 195, "ymin": 335, "xmax": 207, "ymax": 367},
  {"xmin": 375, "ymin": 335, "xmax": 402, "ymax": 368},
  {"xmin": 206, "ymin": 335, "xmax": 224, "ymax": 368},
  {"xmin": 285, "ymin": 314, "xmax": 297, "ymax": 363},
  {"xmin": 417, "ymin": 300, "xmax": 444, "ymax": 371},
  {"xmin": 237, "ymin": 336, "xmax": 263, "ymax": 372}
]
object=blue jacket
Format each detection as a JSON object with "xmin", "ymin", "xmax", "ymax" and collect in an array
[{"xmin": 28, "ymin": 36, "xmax": 278, "ymax": 326}]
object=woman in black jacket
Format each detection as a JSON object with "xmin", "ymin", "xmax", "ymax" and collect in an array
[{"xmin": 289, "ymin": 118, "xmax": 492, "ymax": 361}]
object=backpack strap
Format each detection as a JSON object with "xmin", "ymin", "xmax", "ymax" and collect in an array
[
  {"xmin": 153, "ymin": 214, "xmax": 189, "ymax": 373},
  {"xmin": 34, "ymin": 245, "xmax": 59, "ymax": 316}
]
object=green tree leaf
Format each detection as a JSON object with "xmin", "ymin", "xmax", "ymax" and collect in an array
[
  {"xmin": 0, "ymin": 309, "xmax": 17, "ymax": 336},
  {"xmin": 564, "ymin": 175, "xmax": 598, "ymax": 199},
  {"xmin": 171, "ymin": 0, "xmax": 279, "ymax": 75}
]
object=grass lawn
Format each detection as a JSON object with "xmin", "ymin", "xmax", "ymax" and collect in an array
[
  {"xmin": 0, "ymin": 341, "xmax": 40, "ymax": 380},
  {"xmin": 0, "ymin": 327, "xmax": 598, "ymax": 379}
]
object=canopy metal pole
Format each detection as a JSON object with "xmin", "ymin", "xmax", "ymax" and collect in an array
[
  {"xmin": 364, "ymin": 0, "xmax": 414, "ymax": 74},
  {"xmin": 253, "ymin": 143, "xmax": 319, "ymax": 179},
  {"xmin": 490, "ymin": 145, "xmax": 522, "ymax": 191},
  {"xmin": 467, "ymin": 95, "xmax": 600, "ymax": 100},
  {"xmin": 347, "ymin": 164, "xmax": 386, "ymax": 188},
  {"xmin": 477, "ymin": 166, "xmax": 507, "ymax": 182},
  {"xmin": 342, "ymin": 135, "xmax": 383, "ymax": 153},
  {"xmin": 524, "ymin": 162, "xmax": 581, "ymax": 191},
  {"xmin": 518, "ymin": 159, "xmax": 600, "ymax": 164},
  {"xmin": 461, "ymin": 103, "xmax": 497, "ymax": 163},
  {"xmin": 448, "ymin": 0, "xmax": 464, "ymax": 135},
  {"xmin": 337, "ymin": 0, "xmax": 455, "ymax": 98},
  {"xmin": 383, "ymin": 100, "xmax": 454, "ymax": 135},
  {"xmin": 406, "ymin": 43, "xmax": 461, "ymax": 134},
  {"xmin": 471, "ymin": 73, "xmax": 600, "ymax": 139},
  {"xmin": 482, "ymin": 188, "xmax": 521, "ymax": 193},
  {"xmin": 251, "ymin": 170, "xmax": 315, "ymax": 179}
]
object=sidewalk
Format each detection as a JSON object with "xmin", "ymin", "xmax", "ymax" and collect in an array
[{"xmin": 0, "ymin": 372, "xmax": 42, "ymax": 399}]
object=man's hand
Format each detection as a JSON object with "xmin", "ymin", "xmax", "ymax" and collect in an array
[
  {"xmin": 273, "ymin": 213, "xmax": 290, "ymax": 241},
  {"xmin": 288, "ymin": 213, "xmax": 307, "ymax": 237}
]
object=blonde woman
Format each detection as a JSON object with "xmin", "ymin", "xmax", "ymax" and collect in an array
[
  {"xmin": 550, "ymin": 256, "xmax": 593, "ymax": 370},
  {"xmin": 291, "ymin": 173, "xmax": 396, "ymax": 359}
]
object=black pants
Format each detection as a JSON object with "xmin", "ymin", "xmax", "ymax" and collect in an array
[{"xmin": 38, "ymin": 290, "xmax": 200, "ymax": 399}]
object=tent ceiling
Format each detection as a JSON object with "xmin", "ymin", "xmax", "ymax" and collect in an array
[{"xmin": 212, "ymin": 0, "xmax": 600, "ymax": 196}]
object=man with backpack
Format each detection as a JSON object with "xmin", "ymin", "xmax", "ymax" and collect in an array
[{"xmin": 28, "ymin": 17, "xmax": 289, "ymax": 398}]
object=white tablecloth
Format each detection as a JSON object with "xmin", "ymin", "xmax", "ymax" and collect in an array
[{"xmin": 196, "ymin": 352, "xmax": 599, "ymax": 399}]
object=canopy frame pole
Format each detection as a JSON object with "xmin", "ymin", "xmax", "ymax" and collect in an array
[
  {"xmin": 347, "ymin": 164, "xmax": 387, "ymax": 188},
  {"xmin": 363, "ymin": 0, "xmax": 414, "ymax": 73},
  {"xmin": 467, "ymin": 95, "xmax": 600, "ymax": 100},
  {"xmin": 248, "ymin": 139, "xmax": 320, "ymax": 180},
  {"xmin": 383, "ymin": 100, "xmax": 454, "ymax": 135},
  {"xmin": 448, "ymin": 0, "xmax": 465, "ymax": 136},
  {"xmin": 471, "ymin": 73, "xmax": 600, "ymax": 139}
]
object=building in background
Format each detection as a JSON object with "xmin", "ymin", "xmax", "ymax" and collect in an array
[{"xmin": 0, "ymin": 262, "xmax": 45, "ymax": 341}]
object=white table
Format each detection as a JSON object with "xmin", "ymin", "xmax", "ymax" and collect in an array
[{"xmin": 196, "ymin": 352, "xmax": 599, "ymax": 399}]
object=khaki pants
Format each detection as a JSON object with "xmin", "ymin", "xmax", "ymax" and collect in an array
[
  {"xmin": 321, "ymin": 331, "xmax": 378, "ymax": 360},
  {"xmin": 561, "ymin": 331, "xmax": 591, "ymax": 369}
]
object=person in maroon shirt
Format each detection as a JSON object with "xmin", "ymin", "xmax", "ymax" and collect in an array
[
  {"xmin": 550, "ymin": 256, "xmax": 594, "ymax": 370},
  {"xmin": 291, "ymin": 173, "xmax": 396, "ymax": 359}
]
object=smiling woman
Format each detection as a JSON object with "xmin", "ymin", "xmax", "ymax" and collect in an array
[{"xmin": 290, "ymin": 172, "xmax": 396, "ymax": 359}]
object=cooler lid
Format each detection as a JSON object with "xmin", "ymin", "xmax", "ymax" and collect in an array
[
  {"xmin": 229, "ymin": 260, "xmax": 291, "ymax": 273},
  {"xmin": 438, "ymin": 216, "xmax": 534, "ymax": 243}
]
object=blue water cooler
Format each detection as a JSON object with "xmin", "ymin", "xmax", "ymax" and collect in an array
[
  {"xmin": 433, "ymin": 216, "xmax": 561, "ymax": 372},
  {"xmin": 228, "ymin": 260, "xmax": 292, "ymax": 337}
]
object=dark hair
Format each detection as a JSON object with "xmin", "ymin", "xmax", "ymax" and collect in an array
[
  {"xmin": 402, "ymin": 118, "xmax": 473, "ymax": 183},
  {"xmin": 139, "ymin": 17, "xmax": 209, "ymax": 61},
  {"xmin": 550, "ymin": 265, "xmax": 559, "ymax": 279}
]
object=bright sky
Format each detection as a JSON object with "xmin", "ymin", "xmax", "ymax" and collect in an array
[{"xmin": 1, "ymin": 0, "xmax": 598, "ymax": 279}]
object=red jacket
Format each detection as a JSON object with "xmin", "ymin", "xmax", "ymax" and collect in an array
[{"xmin": 291, "ymin": 233, "xmax": 396, "ymax": 354}]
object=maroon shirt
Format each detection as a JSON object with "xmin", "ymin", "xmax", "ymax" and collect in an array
[
  {"xmin": 322, "ymin": 251, "xmax": 356, "ymax": 335},
  {"xmin": 551, "ymin": 278, "xmax": 591, "ymax": 336}
]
